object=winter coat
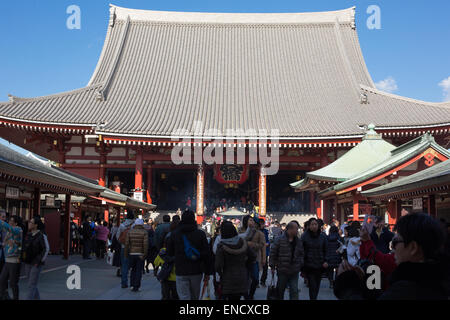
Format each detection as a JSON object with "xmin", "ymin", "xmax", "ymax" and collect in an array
[
  {"xmin": 22, "ymin": 230, "xmax": 46, "ymax": 266},
  {"xmin": 370, "ymin": 227, "xmax": 394, "ymax": 254},
  {"xmin": 95, "ymin": 225, "xmax": 110, "ymax": 242},
  {"xmin": 241, "ymin": 228, "xmax": 266, "ymax": 270},
  {"xmin": 301, "ymin": 230, "xmax": 328, "ymax": 271},
  {"xmin": 326, "ymin": 232, "xmax": 342, "ymax": 268},
  {"xmin": 0, "ymin": 220, "xmax": 22, "ymax": 263},
  {"xmin": 215, "ymin": 238, "xmax": 256, "ymax": 295},
  {"xmin": 116, "ymin": 219, "xmax": 135, "ymax": 248},
  {"xmin": 124, "ymin": 225, "xmax": 148, "ymax": 258},
  {"xmin": 154, "ymin": 247, "xmax": 176, "ymax": 282},
  {"xmin": 378, "ymin": 261, "xmax": 448, "ymax": 300},
  {"xmin": 346, "ymin": 237, "xmax": 361, "ymax": 266},
  {"xmin": 269, "ymin": 232, "xmax": 304, "ymax": 275},
  {"xmin": 166, "ymin": 222, "xmax": 212, "ymax": 276}
]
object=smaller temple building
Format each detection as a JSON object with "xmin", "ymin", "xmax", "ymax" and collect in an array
[{"xmin": 291, "ymin": 125, "xmax": 450, "ymax": 228}]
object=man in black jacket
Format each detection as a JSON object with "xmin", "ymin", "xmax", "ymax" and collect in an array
[
  {"xmin": 23, "ymin": 216, "xmax": 46, "ymax": 300},
  {"xmin": 370, "ymin": 216, "xmax": 394, "ymax": 254},
  {"xmin": 167, "ymin": 210, "xmax": 212, "ymax": 300},
  {"xmin": 270, "ymin": 221, "xmax": 304, "ymax": 300}
]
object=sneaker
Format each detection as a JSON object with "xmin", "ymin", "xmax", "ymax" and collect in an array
[{"xmin": 131, "ymin": 287, "xmax": 140, "ymax": 292}]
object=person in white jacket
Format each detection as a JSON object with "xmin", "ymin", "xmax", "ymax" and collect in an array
[{"xmin": 344, "ymin": 226, "xmax": 361, "ymax": 266}]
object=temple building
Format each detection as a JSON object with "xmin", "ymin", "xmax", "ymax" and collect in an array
[
  {"xmin": 1, "ymin": 5, "xmax": 450, "ymax": 223},
  {"xmin": 292, "ymin": 125, "xmax": 450, "ymax": 226}
]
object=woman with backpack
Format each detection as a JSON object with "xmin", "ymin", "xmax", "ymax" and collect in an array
[
  {"xmin": 154, "ymin": 236, "xmax": 178, "ymax": 300},
  {"xmin": 215, "ymin": 221, "xmax": 256, "ymax": 300},
  {"xmin": 22, "ymin": 217, "xmax": 46, "ymax": 300}
]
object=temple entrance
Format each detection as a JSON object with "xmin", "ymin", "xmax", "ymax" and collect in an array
[
  {"xmin": 153, "ymin": 169, "xmax": 196, "ymax": 211},
  {"xmin": 267, "ymin": 171, "xmax": 311, "ymax": 213},
  {"xmin": 205, "ymin": 169, "xmax": 258, "ymax": 214}
]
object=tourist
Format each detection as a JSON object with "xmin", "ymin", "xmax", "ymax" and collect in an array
[
  {"xmin": 0, "ymin": 215, "xmax": 23, "ymax": 300},
  {"xmin": 345, "ymin": 226, "xmax": 361, "ymax": 266},
  {"xmin": 259, "ymin": 218, "xmax": 270, "ymax": 287},
  {"xmin": 370, "ymin": 216, "xmax": 394, "ymax": 254},
  {"xmin": 154, "ymin": 215, "xmax": 171, "ymax": 251},
  {"xmin": 22, "ymin": 216, "xmax": 46, "ymax": 300},
  {"xmin": 301, "ymin": 218, "xmax": 328, "ymax": 300},
  {"xmin": 37, "ymin": 219, "xmax": 50, "ymax": 267},
  {"xmin": 239, "ymin": 215, "xmax": 265, "ymax": 300},
  {"xmin": 0, "ymin": 210, "xmax": 7, "ymax": 280},
  {"xmin": 124, "ymin": 218, "xmax": 148, "ymax": 292},
  {"xmin": 145, "ymin": 220, "xmax": 157, "ymax": 274},
  {"xmin": 81, "ymin": 216, "xmax": 94, "ymax": 259},
  {"xmin": 326, "ymin": 225, "xmax": 342, "ymax": 289},
  {"xmin": 334, "ymin": 213, "xmax": 448, "ymax": 300},
  {"xmin": 95, "ymin": 221, "xmax": 110, "ymax": 259},
  {"xmin": 116, "ymin": 211, "xmax": 135, "ymax": 288},
  {"xmin": 269, "ymin": 221, "xmax": 304, "ymax": 300},
  {"xmin": 154, "ymin": 236, "xmax": 178, "ymax": 300},
  {"xmin": 280, "ymin": 223, "xmax": 287, "ymax": 234},
  {"xmin": 110, "ymin": 219, "xmax": 122, "ymax": 277},
  {"xmin": 215, "ymin": 221, "xmax": 256, "ymax": 300},
  {"xmin": 166, "ymin": 210, "xmax": 212, "ymax": 300},
  {"xmin": 70, "ymin": 218, "xmax": 79, "ymax": 254}
]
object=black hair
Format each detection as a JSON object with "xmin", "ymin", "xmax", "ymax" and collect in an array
[
  {"xmin": 346, "ymin": 225, "xmax": 359, "ymax": 238},
  {"xmin": 317, "ymin": 219, "xmax": 324, "ymax": 227},
  {"xmin": 10, "ymin": 215, "xmax": 24, "ymax": 230},
  {"xmin": 242, "ymin": 215, "xmax": 250, "ymax": 230},
  {"xmin": 329, "ymin": 225, "xmax": 339, "ymax": 234},
  {"xmin": 394, "ymin": 213, "xmax": 445, "ymax": 260},
  {"xmin": 287, "ymin": 221, "xmax": 299, "ymax": 230},
  {"xmin": 103, "ymin": 221, "xmax": 108, "ymax": 227},
  {"xmin": 172, "ymin": 215, "xmax": 181, "ymax": 222},
  {"xmin": 350, "ymin": 220, "xmax": 361, "ymax": 230},
  {"xmin": 163, "ymin": 214, "xmax": 171, "ymax": 223}
]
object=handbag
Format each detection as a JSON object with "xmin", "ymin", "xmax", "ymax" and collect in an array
[
  {"xmin": 266, "ymin": 271, "xmax": 279, "ymax": 300},
  {"xmin": 106, "ymin": 250, "xmax": 114, "ymax": 265}
]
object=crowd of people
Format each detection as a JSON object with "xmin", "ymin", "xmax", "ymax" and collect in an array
[
  {"xmin": 1, "ymin": 205, "xmax": 449, "ymax": 301},
  {"xmin": 108, "ymin": 208, "xmax": 450, "ymax": 300}
]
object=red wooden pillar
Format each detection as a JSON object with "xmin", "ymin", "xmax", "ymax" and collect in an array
[
  {"xmin": 33, "ymin": 187, "xmax": 41, "ymax": 217},
  {"xmin": 196, "ymin": 165, "xmax": 205, "ymax": 224},
  {"xmin": 317, "ymin": 200, "xmax": 322, "ymax": 219},
  {"xmin": 63, "ymin": 194, "xmax": 71, "ymax": 260},
  {"xmin": 427, "ymin": 195, "xmax": 437, "ymax": 218},
  {"xmin": 146, "ymin": 166, "xmax": 153, "ymax": 204},
  {"xmin": 387, "ymin": 199, "xmax": 401, "ymax": 230},
  {"xmin": 352, "ymin": 196, "xmax": 359, "ymax": 222},
  {"xmin": 135, "ymin": 148, "xmax": 143, "ymax": 196},
  {"xmin": 258, "ymin": 166, "xmax": 267, "ymax": 217},
  {"xmin": 99, "ymin": 165, "xmax": 106, "ymax": 187},
  {"xmin": 104, "ymin": 206, "xmax": 109, "ymax": 223}
]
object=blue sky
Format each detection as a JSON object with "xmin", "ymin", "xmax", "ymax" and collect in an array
[{"xmin": 0, "ymin": 0, "xmax": 450, "ymax": 154}]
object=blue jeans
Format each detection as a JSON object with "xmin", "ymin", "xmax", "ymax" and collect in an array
[
  {"xmin": 120, "ymin": 249, "xmax": 129, "ymax": 286},
  {"xmin": 245, "ymin": 262, "xmax": 259, "ymax": 299},
  {"xmin": 25, "ymin": 264, "xmax": 42, "ymax": 300},
  {"xmin": 277, "ymin": 272, "xmax": 299, "ymax": 300}
]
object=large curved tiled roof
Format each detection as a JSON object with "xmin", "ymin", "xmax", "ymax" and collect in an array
[{"xmin": 1, "ymin": 5, "xmax": 449, "ymax": 138}]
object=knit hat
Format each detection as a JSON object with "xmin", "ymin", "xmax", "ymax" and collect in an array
[
  {"xmin": 181, "ymin": 210, "xmax": 196, "ymax": 225},
  {"xmin": 134, "ymin": 218, "xmax": 144, "ymax": 226},
  {"xmin": 221, "ymin": 221, "xmax": 238, "ymax": 239}
]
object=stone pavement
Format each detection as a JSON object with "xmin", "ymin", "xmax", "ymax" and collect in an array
[{"xmin": 15, "ymin": 254, "xmax": 336, "ymax": 300}]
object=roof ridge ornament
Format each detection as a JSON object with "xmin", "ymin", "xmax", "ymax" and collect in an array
[
  {"xmin": 109, "ymin": 5, "xmax": 116, "ymax": 27},
  {"xmin": 363, "ymin": 123, "xmax": 382, "ymax": 140},
  {"xmin": 350, "ymin": 6, "xmax": 356, "ymax": 29}
]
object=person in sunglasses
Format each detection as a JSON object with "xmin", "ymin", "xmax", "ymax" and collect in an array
[{"xmin": 334, "ymin": 212, "xmax": 448, "ymax": 300}]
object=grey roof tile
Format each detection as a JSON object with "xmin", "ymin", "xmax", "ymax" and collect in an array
[{"xmin": 1, "ymin": 6, "xmax": 449, "ymax": 138}]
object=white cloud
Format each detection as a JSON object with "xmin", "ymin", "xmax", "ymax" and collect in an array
[
  {"xmin": 375, "ymin": 76, "xmax": 398, "ymax": 93},
  {"xmin": 438, "ymin": 76, "xmax": 450, "ymax": 102}
]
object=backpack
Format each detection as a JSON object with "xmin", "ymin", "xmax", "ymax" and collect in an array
[
  {"xmin": 118, "ymin": 226, "xmax": 131, "ymax": 245},
  {"xmin": 156, "ymin": 256, "xmax": 175, "ymax": 281},
  {"xmin": 182, "ymin": 234, "xmax": 200, "ymax": 261}
]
